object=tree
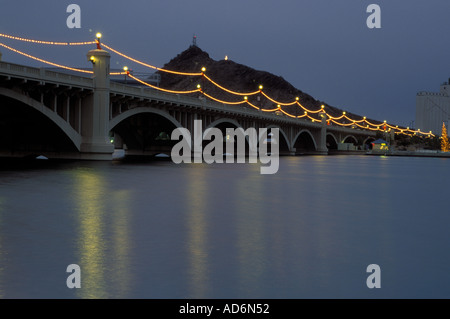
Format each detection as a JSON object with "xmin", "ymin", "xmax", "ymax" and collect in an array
[{"xmin": 441, "ymin": 122, "xmax": 450, "ymax": 152}]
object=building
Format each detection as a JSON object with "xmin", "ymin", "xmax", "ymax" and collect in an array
[
  {"xmin": 416, "ymin": 79, "xmax": 450, "ymax": 135},
  {"xmin": 371, "ymin": 139, "xmax": 389, "ymax": 152}
]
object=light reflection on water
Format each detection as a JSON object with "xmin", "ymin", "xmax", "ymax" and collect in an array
[
  {"xmin": 73, "ymin": 169, "xmax": 108, "ymax": 299},
  {"xmin": 0, "ymin": 156, "xmax": 449, "ymax": 298},
  {"xmin": 185, "ymin": 167, "xmax": 210, "ymax": 298},
  {"xmin": 109, "ymin": 190, "xmax": 132, "ymax": 298},
  {"xmin": 73, "ymin": 168, "xmax": 133, "ymax": 299},
  {"xmin": 234, "ymin": 170, "xmax": 266, "ymax": 297}
]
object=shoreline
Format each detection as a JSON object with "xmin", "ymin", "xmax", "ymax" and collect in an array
[{"xmin": 366, "ymin": 150, "xmax": 450, "ymax": 158}]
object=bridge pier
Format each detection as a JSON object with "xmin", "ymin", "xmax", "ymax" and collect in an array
[
  {"xmin": 318, "ymin": 115, "xmax": 328, "ymax": 154},
  {"xmin": 311, "ymin": 115, "xmax": 328, "ymax": 155},
  {"xmin": 79, "ymin": 49, "xmax": 114, "ymax": 159}
]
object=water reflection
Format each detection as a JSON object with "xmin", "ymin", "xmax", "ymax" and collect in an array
[
  {"xmin": 234, "ymin": 173, "xmax": 266, "ymax": 296},
  {"xmin": 2, "ymin": 156, "xmax": 449, "ymax": 298},
  {"xmin": 185, "ymin": 167, "xmax": 210, "ymax": 298},
  {"xmin": 110, "ymin": 190, "xmax": 132, "ymax": 298},
  {"xmin": 73, "ymin": 169, "xmax": 108, "ymax": 299}
]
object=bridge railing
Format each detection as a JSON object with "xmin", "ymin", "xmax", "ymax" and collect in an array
[{"xmin": 0, "ymin": 61, "xmax": 93, "ymax": 88}]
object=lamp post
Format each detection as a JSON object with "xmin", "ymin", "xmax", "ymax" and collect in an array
[
  {"xmin": 96, "ymin": 32, "xmax": 102, "ymax": 50},
  {"xmin": 258, "ymin": 85, "xmax": 263, "ymax": 110},
  {"xmin": 123, "ymin": 66, "xmax": 128, "ymax": 84},
  {"xmin": 201, "ymin": 67, "xmax": 206, "ymax": 92}
]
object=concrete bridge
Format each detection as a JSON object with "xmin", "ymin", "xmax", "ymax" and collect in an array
[{"xmin": 0, "ymin": 49, "xmax": 376, "ymax": 160}]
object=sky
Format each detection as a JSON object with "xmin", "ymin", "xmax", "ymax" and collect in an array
[{"xmin": 0, "ymin": 0, "xmax": 449, "ymax": 127}]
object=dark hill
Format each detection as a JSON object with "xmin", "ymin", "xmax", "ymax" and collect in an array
[{"xmin": 157, "ymin": 45, "xmax": 377, "ymax": 122}]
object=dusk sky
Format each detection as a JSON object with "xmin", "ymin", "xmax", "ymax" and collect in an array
[{"xmin": 1, "ymin": 0, "xmax": 448, "ymax": 127}]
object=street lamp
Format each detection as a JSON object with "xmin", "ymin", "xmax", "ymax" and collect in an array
[
  {"xmin": 96, "ymin": 33, "xmax": 102, "ymax": 49},
  {"xmin": 123, "ymin": 66, "xmax": 128, "ymax": 84}
]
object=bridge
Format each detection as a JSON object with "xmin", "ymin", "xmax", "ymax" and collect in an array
[{"xmin": 0, "ymin": 47, "xmax": 378, "ymax": 160}]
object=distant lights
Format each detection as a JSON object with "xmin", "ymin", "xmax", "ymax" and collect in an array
[
  {"xmin": 296, "ymin": 97, "xmax": 299, "ymax": 101},
  {"xmin": 259, "ymin": 85, "xmax": 263, "ymax": 90},
  {"xmin": 197, "ymin": 84, "xmax": 201, "ymax": 89},
  {"xmin": 201, "ymin": 67, "xmax": 206, "ymax": 72},
  {"xmin": 244, "ymin": 96, "xmax": 248, "ymax": 100},
  {"xmin": 96, "ymin": 32, "xmax": 102, "ymax": 39},
  {"xmin": 123, "ymin": 66, "xmax": 128, "ymax": 72}
]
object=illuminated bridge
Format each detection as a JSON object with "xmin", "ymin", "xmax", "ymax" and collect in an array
[{"xmin": 1, "ymin": 33, "xmax": 423, "ymax": 160}]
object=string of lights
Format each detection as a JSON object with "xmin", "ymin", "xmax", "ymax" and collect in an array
[
  {"xmin": 0, "ymin": 42, "xmax": 130, "ymax": 76},
  {"xmin": 127, "ymin": 72, "xmax": 201, "ymax": 94},
  {"xmin": 201, "ymin": 91, "xmax": 247, "ymax": 105},
  {"xmin": 306, "ymin": 113, "xmax": 322, "ymax": 123},
  {"xmin": 0, "ymin": 42, "xmax": 93, "ymax": 74},
  {"xmin": 244, "ymin": 100, "xmax": 261, "ymax": 110},
  {"xmin": 201, "ymin": 73, "xmax": 260, "ymax": 96},
  {"xmin": 296, "ymin": 102, "xmax": 324, "ymax": 114},
  {"xmin": 0, "ymin": 33, "xmax": 95, "ymax": 46},
  {"xmin": 260, "ymin": 91, "xmax": 297, "ymax": 106},
  {"xmin": 260, "ymin": 106, "xmax": 280, "ymax": 112},
  {"xmin": 278, "ymin": 107, "xmax": 307, "ymax": 119},
  {"xmin": 0, "ymin": 32, "xmax": 435, "ymax": 137},
  {"xmin": 102, "ymin": 43, "xmax": 202, "ymax": 76}
]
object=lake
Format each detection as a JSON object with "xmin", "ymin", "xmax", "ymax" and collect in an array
[{"xmin": 0, "ymin": 155, "xmax": 449, "ymax": 298}]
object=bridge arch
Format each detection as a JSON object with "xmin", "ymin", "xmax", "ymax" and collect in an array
[
  {"xmin": 342, "ymin": 135, "xmax": 358, "ymax": 145},
  {"xmin": 203, "ymin": 118, "xmax": 250, "ymax": 156},
  {"xmin": 326, "ymin": 133, "xmax": 339, "ymax": 150},
  {"xmin": 363, "ymin": 137, "xmax": 376, "ymax": 150},
  {"xmin": 109, "ymin": 106, "xmax": 188, "ymax": 153},
  {"xmin": 292, "ymin": 129, "xmax": 317, "ymax": 152},
  {"xmin": 204, "ymin": 118, "xmax": 243, "ymax": 133},
  {"xmin": 110, "ymin": 106, "xmax": 183, "ymax": 131},
  {"xmin": 0, "ymin": 87, "xmax": 81, "ymax": 151},
  {"xmin": 265, "ymin": 124, "xmax": 291, "ymax": 151}
]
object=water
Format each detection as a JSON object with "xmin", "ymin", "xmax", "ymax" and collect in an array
[{"xmin": 0, "ymin": 155, "xmax": 449, "ymax": 299}]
